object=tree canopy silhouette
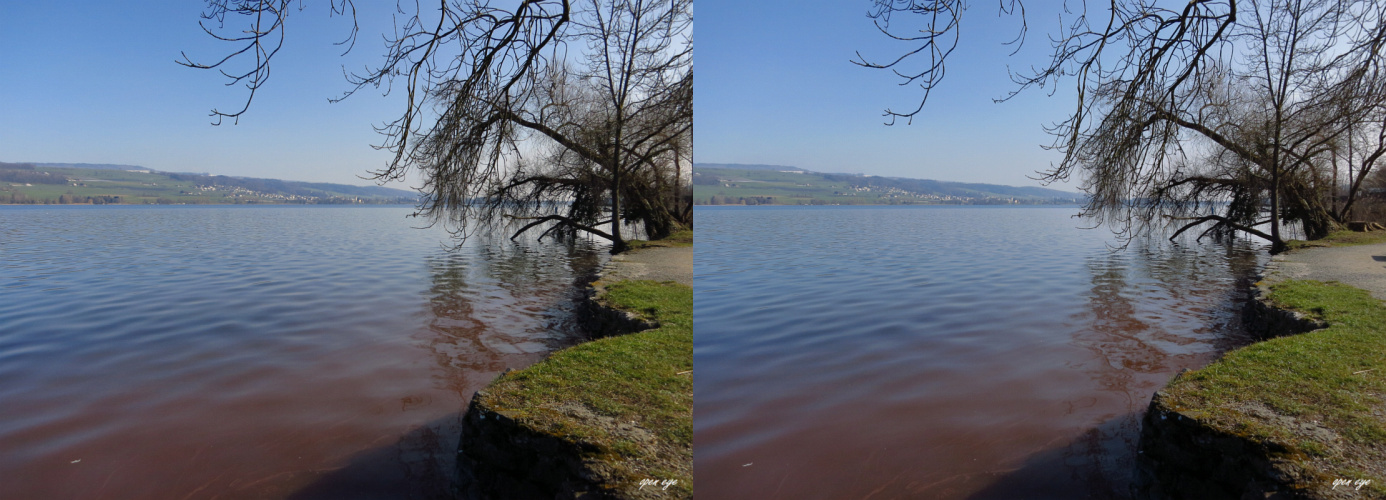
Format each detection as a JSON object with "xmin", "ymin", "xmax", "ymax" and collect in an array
[
  {"xmin": 181, "ymin": 0, "xmax": 692, "ymax": 252},
  {"xmin": 861, "ymin": 0, "xmax": 1386, "ymax": 252}
]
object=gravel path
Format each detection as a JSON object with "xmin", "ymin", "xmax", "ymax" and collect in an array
[
  {"xmin": 1271, "ymin": 242, "xmax": 1386, "ymax": 301},
  {"xmin": 599, "ymin": 246, "xmax": 692, "ymax": 286}
]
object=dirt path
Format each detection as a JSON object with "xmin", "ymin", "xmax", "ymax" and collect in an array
[
  {"xmin": 599, "ymin": 246, "xmax": 692, "ymax": 286},
  {"xmin": 1271, "ymin": 242, "xmax": 1386, "ymax": 301}
]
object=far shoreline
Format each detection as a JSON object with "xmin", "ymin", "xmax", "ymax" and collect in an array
[
  {"xmin": 0, "ymin": 202, "xmax": 416, "ymax": 207},
  {"xmin": 692, "ymin": 203, "xmax": 1081, "ymax": 208}
]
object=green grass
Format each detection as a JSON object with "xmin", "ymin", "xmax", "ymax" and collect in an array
[
  {"xmin": 626, "ymin": 228, "xmax": 693, "ymax": 250},
  {"xmin": 1162, "ymin": 280, "xmax": 1386, "ymax": 494},
  {"xmin": 1285, "ymin": 230, "xmax": 1386, "ymax": 250},
  {"xmin": 478, "ymin": 280, "xmax": 692, "ymax": 496}
]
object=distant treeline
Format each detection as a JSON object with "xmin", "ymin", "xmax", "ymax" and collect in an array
[
  {"xmin": 0, "ymin": 163, "xmax": 68, "ymax": 185},
  {"xmin": 1, "ymin": 192, "xmax": 121, "ymax": 204},
  {"xmin": 704, "ymin": 195, "xmax": 777, "ymax": 205}
]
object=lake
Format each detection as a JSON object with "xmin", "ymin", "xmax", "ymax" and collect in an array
[
  {"xmin": 693, "ymin": 205, "xmax": 1267, "ymax": 499},
  {"xmin": 0, "ymin": 205, "xmax": 604, "ymax": 499}
]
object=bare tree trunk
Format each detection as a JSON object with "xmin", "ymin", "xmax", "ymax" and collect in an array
[
  {"xmin": 1332, "ymin": 149, "xmax": 1340, "ymax": 216},
  {"xmin": 1270, "ymin": 165, "xmax": 1285, "ymax": 252},
  {"xmin": 1270, "ymin": 120, "xmax": 1285, "ymax": 251},
  {"xmin": 673, "ymin": 148, "xmax": 682, "ymax": 221},
  {"xmin": 610, "ymin": 160, "xmax": 627, "ymax": 254}
]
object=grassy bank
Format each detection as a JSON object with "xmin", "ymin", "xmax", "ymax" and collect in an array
[
  {"xmin": 1161, "ymin": 280, "xmax": 1386, "ymax": 495},
  {"xmin": 1286, "ymin": 230, "xmax": 1386, "ymax": 250},
  {"xmin": 625, "ymin": 228, "xmax": 693, "ymax": 250},
  {"xmin": 476, "ymin": 280, "xmax": 693, "ymax": 496}
]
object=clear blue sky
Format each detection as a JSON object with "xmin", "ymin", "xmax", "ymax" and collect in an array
[
  {"xmin": 4, "ymin": 1, "xmax": 1080, "ymax": 189},
  {"xmin": 695, "ymin": 0, "xmax": 1079, "ymax": 188},
  {"xmin": 1, "ymin": 1, "xmax": 409, "ymax": 186}
]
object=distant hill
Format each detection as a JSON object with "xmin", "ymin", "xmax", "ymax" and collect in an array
[
  {"xmin": 1, "ymin": 162, "xmax": 416, "ymax": 205},
  {"xmin": 167, "ymin": 173, "xmax": 416, "ymax": 199},
  {"xmin": 31, "ymin": 162, "xmax": 150, "ymax": 171},
  {"xmin": 693, "ymin": 163, "xmax": 1082, "ymax": 205},
  {"xmin": 12, "ymin": 162, "xmax": 414, "ymax": 197},
  {"xmin": 693, "ymin": 163, "xmax": 808, "ymax": 172}
]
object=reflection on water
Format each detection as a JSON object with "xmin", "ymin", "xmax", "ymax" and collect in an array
[
  {"xmin": 694, "ymin": 205, "xmax": 1266, "ymax": 500},
  {"xmin": 0, "ymin": 205, "xmax": 602, "ymax": 499},
  {"xmin": 1001, "ymin": 242, "xmax": 1266, "ymax": 498},
  {"xmin": 422, "ymin": 242, "xmax": 602, "ymax": 390}
]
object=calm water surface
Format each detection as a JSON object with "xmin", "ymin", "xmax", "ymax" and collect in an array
[
  {"xmin": 0, "ymin": 205, "xmax": 603, "ymax": 499},
  {"xmin": 694, "ymin": 205, "xmax": 1266, "ymax": 499}
]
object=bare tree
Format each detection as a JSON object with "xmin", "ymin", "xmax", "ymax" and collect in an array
[
  {"xmin": 181, "ymin": 0, "xmax": 692, "ymax": 253},
  {"xmin": 861, "ymin": 0, "xmax": 1386, "ymax": 253},
  {"xmin": 1325, "ymin": 110, "xmax": 1386, "ymax": 221}
]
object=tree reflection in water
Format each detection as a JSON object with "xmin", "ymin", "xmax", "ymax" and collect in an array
[
  {"xmin": 422, "ymin": 236, "xmax": 604, "ymax": 394},
  {"xmin": 1005, "ymin": 237, "xmax": 1266, "ymax": 499},
  {"xmin": 291, "ymin": 235, "xmax": 603, "ymax": 500}
]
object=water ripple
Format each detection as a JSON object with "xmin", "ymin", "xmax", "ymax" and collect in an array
[
  {"xmin": 694, "ymin": 205, "xmax": 1265, "ymax": 500},
  {"xmin": 0, "ymin": 205, "xmax": 603, "ymax": 498}
]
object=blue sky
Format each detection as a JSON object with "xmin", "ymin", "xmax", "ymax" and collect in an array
[
  {"xmin": 4, "ymin": 1, "xmax": 1080, "ymax": 189},
  {"xmin": 1, "ymin": 1, "xmax": 408, "ymax": 186},
  {"xmin": 695, "ymin": 0, "xmax": 1079, "ymax": 188}
]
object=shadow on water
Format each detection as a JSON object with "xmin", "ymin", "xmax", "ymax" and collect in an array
[
  {"xmin": 970, "ymin": 238, "xmax": 1266, "ymax": 499},
  {"xmin": 966, "ymin": 413, "xmax": 1141, "ymax": 500},
  {"xmin": 287, "ymin": 238, "xmax": 603, "ymax": 500},
  {"xmin": 288, "ymin": 414, "xmax": 466, "ymax": 500}
]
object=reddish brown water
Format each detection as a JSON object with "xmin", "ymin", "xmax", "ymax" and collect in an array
[
  {"xmin": 0, "ymin": 206, "xmax": 603, "ymax": 499},
  {"xmin": 694, "ymin": 206, "xmax": 1265, "ymax": 499}
]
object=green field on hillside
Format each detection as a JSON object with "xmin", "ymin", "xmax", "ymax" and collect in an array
[
  {"xmin": 0, "ymin": 165, "xmax": 412, "ymax": 205},
  {"xmin": 692, "ymin": 166, "xmax": 1080, "ymax": 206}
]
